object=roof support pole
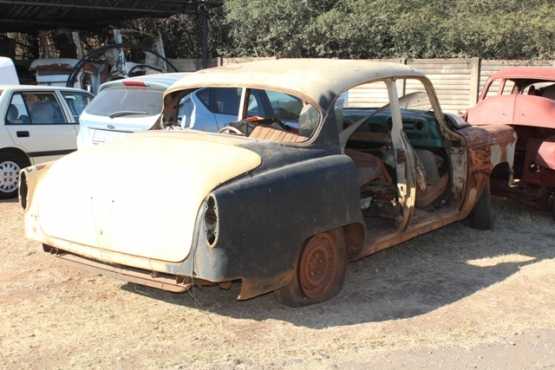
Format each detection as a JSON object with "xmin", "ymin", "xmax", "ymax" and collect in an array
[
  {"xmin": 199, "ymin": 1, "xmax": 209, "ymax": 68},
  {"xmin": 72, "ymin": 32, "xmax": 83, "ymax": 59},
  {"xmin": 112, "ymin": 29, "xmax": 127, "ymax": 77},
  {"xmin": 38, "ymin": 31, "xmax": 51, "ymax": 58}
]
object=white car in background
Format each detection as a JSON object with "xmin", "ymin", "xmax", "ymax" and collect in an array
[
  {"xmin": 77, "ymin": 73, "xmax": 261, "ymax": 149},
  {"xmin": 78, "ymin": 73, "xmax": 188, "ymax": 149},
  {"xmin": 0, "ymin": 85, "xmax": 92, "ymax": 198},
  {"xmin": 0, "ymin": 57, "xmax": 19, "ymax": 85}
]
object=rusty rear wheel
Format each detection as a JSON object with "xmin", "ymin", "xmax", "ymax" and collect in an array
[{"xmin": 275, "ymin": 230, "xmax": 347, "ymax": 307}]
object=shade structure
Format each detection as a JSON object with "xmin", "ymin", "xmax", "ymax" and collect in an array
[{"xmin": 0, "ymin": 0, "xmax": 216, "ymax": 32}]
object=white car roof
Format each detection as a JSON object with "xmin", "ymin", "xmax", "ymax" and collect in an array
[
  {"xmin": 29, "ymin": 58, "xmax": 79, "ymax": 71},
  {"xmin": 99, "ymin": 73, "xmax": 191, "ymax": 93},
  {"xmin": 0, "ymin": 84, "xmax": 90, "ymax": 94},
  {"xmin": 166, "ymin": 59, "xmax": 424, "ymax": 108}
]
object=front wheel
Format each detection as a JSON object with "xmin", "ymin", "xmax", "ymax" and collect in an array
[
  {"xmin": 275, "ymin": 230, "xmax": 347, "ymax": 307},
  {"xmin": 468, "ymin": 181, "xmax": 494, "ymax": 230},
  {"xmin": 0, "ymin": 154, "xmax": 28, "ymax": 199}
]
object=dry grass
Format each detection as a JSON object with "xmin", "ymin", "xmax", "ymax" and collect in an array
[{"xmin": 1, "ymin": 198, "xmax": 554, "ymax": 369}]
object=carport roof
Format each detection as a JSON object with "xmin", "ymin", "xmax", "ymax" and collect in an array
[{"xmin": 0, "ymin": 0, "xmax": 212, "ymax": 32}]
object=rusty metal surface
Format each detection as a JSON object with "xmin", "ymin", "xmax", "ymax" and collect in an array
[
  {"xmin": 470, "ymin": 117, "xmax": 555, "ymax": 211},
  {"xmin": 298, "ymin": 233, "xmax": 338, "ymax": 300},
  {"xmin": 460, "ymin": 124, "xmax": 515, "ymax": 172},
  {"xmin": 466, "ymin": 67, "xmax": 555, "ymax": 211},
  {"xmin": 238, "ymin": 271, "xmax": 295, "ymax": 301},
  {"xmin": 45, "ymin": 246, "xmax": 193, "ymax": 293},
  {"xmin": 23, "ymin": 63, "xmax": 521, "ymax": 303},
  {"xmin": 355, "ymin": 122, "xmax": 516, "ymax": 260},
  {"xmin": 357, "ymin": 208, "xmax": 462, "ymax": 259}
]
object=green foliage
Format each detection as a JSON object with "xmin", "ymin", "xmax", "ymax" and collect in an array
[
  {"xmin": 220, "ymin": 0, "xmax": 555, "ymax": 59},
  {"xmin": 135, "ymin": 0, "xmax": 555, "ymax": 59}
]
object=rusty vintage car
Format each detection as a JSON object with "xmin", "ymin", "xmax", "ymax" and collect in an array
[
  {"xmin": 20, "ymin": 59, "xmax": 515, "ymax": 306},
  {"xmin": 467, "ymin": 67, "xmax": 555, "ymax": 219}
]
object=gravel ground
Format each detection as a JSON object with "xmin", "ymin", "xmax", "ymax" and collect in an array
[{"xmin": 1, "ymin": 197, "xmax": 554, "ymax": 369}]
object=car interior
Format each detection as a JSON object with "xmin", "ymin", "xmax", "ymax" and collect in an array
[
  {"xmin": 497, "ymin": 79, "xmax": 555, "ymax": 186},
  {"xmin": 215, "ymin": 88, "xmax": 320, "ymax": 143},
  {"xmin": 5, "ymin": 92, "xmax": 65, "ymax": 124},
  {"xmin": 167, "ymin": 83, "xmax": 457, "ymax": 237},
  {"xmin": 339, "ymin": 81, "xmax": 453, "ymax": 236},
  {"xmin": 522, "ymin": 81, "xmax": 555, "ymax": 100}
]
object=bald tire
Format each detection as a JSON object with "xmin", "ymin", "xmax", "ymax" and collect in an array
[{"xmin": 275, "ymin": 230, "xmax": 347, "ymax": 307}]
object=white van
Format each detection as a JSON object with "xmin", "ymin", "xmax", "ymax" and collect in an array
[{"xmin": 0, "ymin": 57, "xmax": 19, "ymax": 85}]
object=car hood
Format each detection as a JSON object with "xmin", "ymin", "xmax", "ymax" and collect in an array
[{"xmin": 26, "ymin": 131, "xmax": 262, "ymax": 263}]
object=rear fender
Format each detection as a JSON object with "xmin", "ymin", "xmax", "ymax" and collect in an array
[
  {"xmin": 19, "ymin": 162, "xmax": 53, "ymax": 210},
  {"xmin": 206, "ymin": 154, "xmax": 364, "ymax": 299}
]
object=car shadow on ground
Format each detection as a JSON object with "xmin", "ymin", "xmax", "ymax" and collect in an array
[
  {"xmin": 0, "ymin": 198, "xmax": 19, "ymax": 204},
  {"xmin": 122, "ymin": 198, "xmax": 555, "ymax": 329}
]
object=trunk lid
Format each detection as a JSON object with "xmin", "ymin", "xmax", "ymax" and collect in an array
[{"xmin": 35, "ymin": 131, "xmax": 261, "ymax": 263}]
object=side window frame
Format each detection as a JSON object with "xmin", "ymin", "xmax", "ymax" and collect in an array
[
  {"xmin": 5, "ymin": 91, "xmax": 71, "ymax": 125},
  {"xmin": 5, "ymin": 92, "xmax": 32, "ymax": 125},
  {"xmin": 61, "ymin": 91, "xmax": 92, "ymax": 123},
  {"xmin": 246, "ymin": 89, "xmax": 271, "ymax": 117},
  {"xmin": 178, "ymin": 95, "xmax": 195, "ymax": 128},
  {"xmin": 195, "ymin": 88, "xmax": 211, "ymax": 111}
]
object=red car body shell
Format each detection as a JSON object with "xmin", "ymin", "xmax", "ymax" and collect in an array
[{"xmin": 467, "ymin": 68, "xmax": 555, "ymax": 173}]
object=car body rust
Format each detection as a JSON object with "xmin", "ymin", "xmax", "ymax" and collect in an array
[
  {"xmin": 467, "ymin": 67, "xmax": 555, "ymax": 218},
  {"xmin": 21, "ymin": 59, "xmax": 517, "ymax": 304}
]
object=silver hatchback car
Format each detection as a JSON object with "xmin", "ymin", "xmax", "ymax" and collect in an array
[
  {"xmin": 77, "ymin": 73, "xmax": 242, "ymax": 149},
  {"xmin": 78, "ymin": 73, "xmax": 303, "ymax": 149}
]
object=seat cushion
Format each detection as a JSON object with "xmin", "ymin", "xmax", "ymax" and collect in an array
[
  {"xmin": 345, "ymin": 149, "xmax": 392, "ymax": 186},
  {"xmin": 249, "ymin": 125, "xmax": 307, "ymax": 143}
]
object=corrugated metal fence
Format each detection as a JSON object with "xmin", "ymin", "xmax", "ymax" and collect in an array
[{"xmin": 170, "ymin": 57, "xmax": 555, "ymax": 113}]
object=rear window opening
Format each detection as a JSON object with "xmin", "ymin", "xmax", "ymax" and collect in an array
[
  {"xmin": 173, "ymin": 87, "xmax": 321, "ymax": 144},
  {"xmin": 85, "ymin": 87, "xmax": 163, "ymax": 117}
]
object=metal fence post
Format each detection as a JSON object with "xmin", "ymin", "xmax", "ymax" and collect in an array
[{"xmin": 470, "ymin": 57, "xmax": 482, "ymax": 105}]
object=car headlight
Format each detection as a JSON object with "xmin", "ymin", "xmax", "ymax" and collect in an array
[{"xmin": 204, "ymin": 195, "xmax": 219, "ymax": 247}]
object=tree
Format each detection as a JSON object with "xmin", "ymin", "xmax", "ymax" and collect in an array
[{"xmin": 129, "ymin": 0, "xmax": 555, "ymax": 59}]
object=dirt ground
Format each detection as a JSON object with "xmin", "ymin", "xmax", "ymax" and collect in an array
[{"xmin": 1, "ymin": 197, "xmax": 554, "ymax": 370}]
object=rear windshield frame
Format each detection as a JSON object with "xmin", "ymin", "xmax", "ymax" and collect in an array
[{"xmin": 85, "ymin": 87, "xmax": 164, "ymax": 117}]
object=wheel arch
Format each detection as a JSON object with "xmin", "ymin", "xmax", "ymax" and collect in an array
[
  {"xmin": 490, "ymin": 161, "xmax": 512, "ymax": 180},
  {"xmin": 0, "ymin": 147, "xmax": 31, "ymax": 167},
  {"xmin": 212, "ymin": 154, "xmax": 363, "ymax": 301}
]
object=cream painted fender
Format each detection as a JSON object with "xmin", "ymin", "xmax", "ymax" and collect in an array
[{"xmin": 23, "ymin": 132, "xmax": 261, "ymax": 263}]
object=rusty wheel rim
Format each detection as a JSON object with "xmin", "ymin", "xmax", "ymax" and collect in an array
[{"xmin": 298, "ymin": 233, "xmax": 337, "ymax": 299}]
